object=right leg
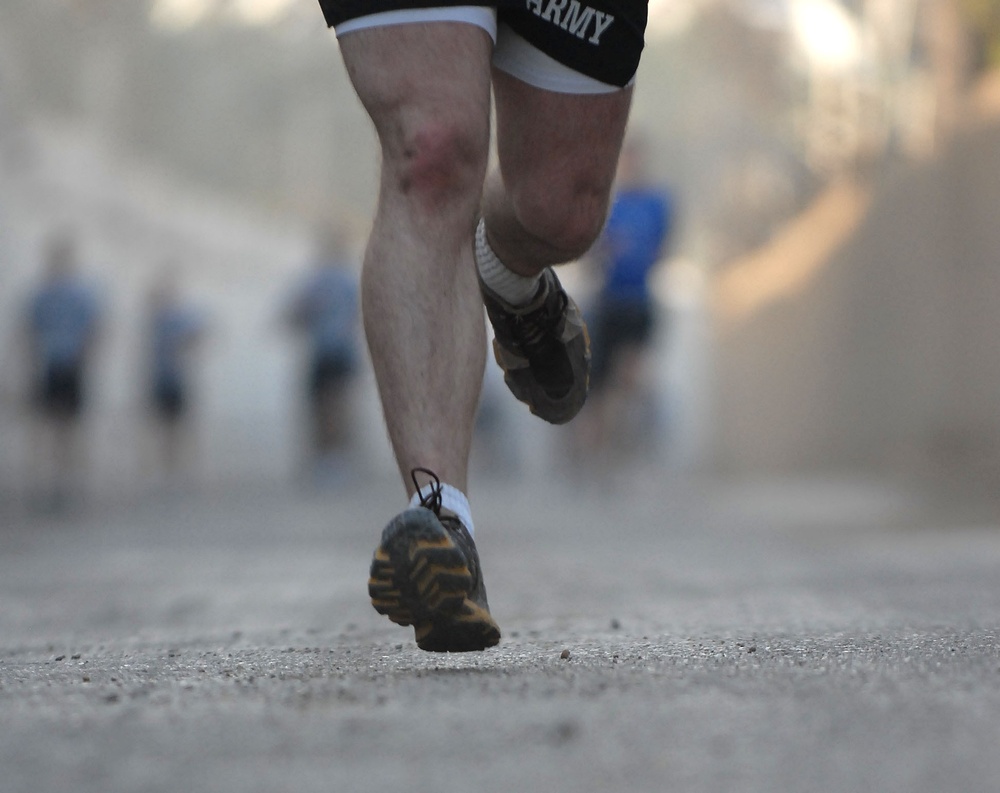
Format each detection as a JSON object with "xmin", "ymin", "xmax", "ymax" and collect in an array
[
  {"xmin": 338, "ymin": 20, "xmax": 501, "ymax": 651},
  {"xmin": 338, "ymin": 22, "xmax": 493, "ymax": 497}
]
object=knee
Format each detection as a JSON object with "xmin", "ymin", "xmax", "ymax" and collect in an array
[
  {"xmin": 392, "ymin": 121, "xmax": 488, "ymax": 213},
  {"xmin": 516, "ymin": 186, "xmax": 611, "ymax": 262}
]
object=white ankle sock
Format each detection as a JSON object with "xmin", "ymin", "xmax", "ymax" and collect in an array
[
  {"xmin": 409, "ymin": 482, "xmax": 476, "ymax": 537},
  {"xmin": 475, "ymin": 218, "xmax": 540, "ymax": 307}
]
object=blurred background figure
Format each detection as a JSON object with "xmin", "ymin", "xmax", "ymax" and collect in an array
[
  {"xmin": 285, "ymin": 225, "xmax": 361, "ymax": 488},
  {"xmin": 144, "ymin": 263, "xmax": 208, "ymax": 489},
  {"xmin": 23, "ymin": 231, "xmax": 102, "ymax": 510},
  {"xmin": 576, "ymin": 133, "xmax": 674, "ymax": 470}
]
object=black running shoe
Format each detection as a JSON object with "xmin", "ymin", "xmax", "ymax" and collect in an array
[
  {"xmin": 368, "ymin": 469, "xmax": 501, "ymax": 652},
  {"xmin": 480, "ymin": 268, "xmax": 590, "ymax": 425}
]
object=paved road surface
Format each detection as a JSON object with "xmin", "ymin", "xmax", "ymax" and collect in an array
[{"xmin": 2, "ymin": 472, "xmax": 999, "ymax": 793}]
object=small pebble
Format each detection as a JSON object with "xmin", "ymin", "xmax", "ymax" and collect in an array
[{"xmin": 560, "ymin": 649, "xmax": 571, "ymax": 660}]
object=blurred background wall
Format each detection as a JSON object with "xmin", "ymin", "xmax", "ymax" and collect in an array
[{"xmin": 1, "ymin": 0, "xmax": 999, "ymax": 505}]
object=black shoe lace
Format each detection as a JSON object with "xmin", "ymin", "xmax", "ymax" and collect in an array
[
  {"xmin": 508, "ymin": 286, "xmax": 571, "ymax": 395},
  {"xmin": 411, "ymin": 467, "xmax": 442, "ymax": 515},
  {"xmin": 410, "ymin": 468, "xmax": 482, "ymax": 593},
  {"xmin": 510, "ymin": 288, "xmax": 566, "ymax": 358}
]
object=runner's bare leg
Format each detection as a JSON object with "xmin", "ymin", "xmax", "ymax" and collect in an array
[
  {"xmin": 338, "ymin": 23, "xmax": 493, "ymax": 495},
  {"xmin": 481, "ymin": 69, "xmax": 633, "ymax": 277}
]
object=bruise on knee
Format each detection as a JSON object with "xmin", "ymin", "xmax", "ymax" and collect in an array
[{"xmin": 397, "ymin": 124, "xmax": 486, "ymax": 212}]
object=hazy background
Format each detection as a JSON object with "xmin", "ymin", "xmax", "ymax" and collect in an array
[{"xmin": 1, "ymin": 0, "xmax": 999, "ymax": 511}]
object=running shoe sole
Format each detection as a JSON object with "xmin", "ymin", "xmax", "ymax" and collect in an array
[{"xmin": 368, "ymin": 508, "xmax": 500, "ymax": 652}]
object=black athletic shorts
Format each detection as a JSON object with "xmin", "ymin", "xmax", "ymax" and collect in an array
[
  {"xmin": 36, "ymin": 362, "xmax": 84, "ymax": 418},
  {"xmin": 589, "ymin": 295, "xmax": 656, "ymax": 389},
  {"xmin": 153, "ymin": 377, "xmax": 186, "ymax": 421},
  {"xmin": 309, "ymin": 351, "xmax": 356, "ymax": 399},
  {"xmin": 317, "ymin": 0, "xmax": 647, "ymax": 88}
]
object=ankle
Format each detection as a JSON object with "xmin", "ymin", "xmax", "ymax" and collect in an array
[
  {"xmin": 475, "ymin": 219, "xmax": 540, "ymax": 307},
  {"xmin": 409, "ymin": 481, "xmax": 476, "ymax": 537}
]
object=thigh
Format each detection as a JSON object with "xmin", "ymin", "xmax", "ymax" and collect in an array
[
  {"xmin": 338, "ymin": 22, "xmax": 495, "ymax": 157},
  {"xmin": 492, "ymin": 67, "xmax": 632, "ymax": 211}
]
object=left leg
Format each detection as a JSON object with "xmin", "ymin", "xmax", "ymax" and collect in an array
[
  {"xmin": 475, "ymin": 71, "xmax": 633, "ymax": 423},
  {"xmin": 473, "ymin": 1, "xmax": 645, "ymax": 425},
  {"xmin": 482, "ymin": 72, "xmax": 632, "ymax": 275}
]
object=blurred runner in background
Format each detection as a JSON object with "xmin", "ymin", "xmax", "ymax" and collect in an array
[
  {"xmin": 285, "ymin": 227, "xmax": 360, "ymax": 487},
  {"xmin": 578, "ymin": 133, "xmax": 674, "ymax": 466},
  {"xmin": 145, "ymin": 263, "xmax": 208, "ymax": 487},
  {"xmin": 24, "ymin": 231, "xmax": 102, "ymax": 509}
]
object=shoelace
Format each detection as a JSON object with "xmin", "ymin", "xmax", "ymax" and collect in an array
[
  {"xmin": 411, "ymin": 467, "xmax": 443, "ymax": 515},
  {"xmin": 509, "ymin": 287, "xmax": 567, "ymax": 358},
  {"xmin": 409, "ymin": 468, "xmax": 482, "ymax": 591}
]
